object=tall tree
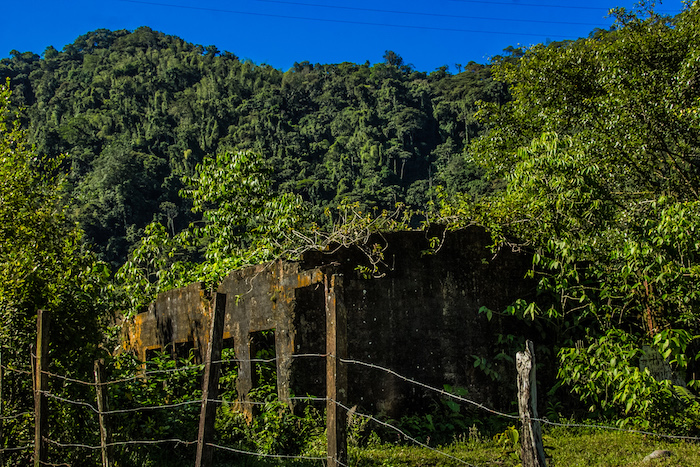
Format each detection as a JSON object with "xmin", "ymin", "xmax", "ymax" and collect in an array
[
  {"xmin": 0, "ymin": 79, "xmax": 111, "ymax": 464},
  {"xmin": 116, "ymin": 149, "xmax": 306, "ymax": 315},
  {"xmin": 447, "ymin": 3, "xmax": 700, "ymax": 425}
]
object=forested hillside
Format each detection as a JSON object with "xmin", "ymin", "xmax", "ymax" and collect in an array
[{"xmin": 0, "ymin": 27, "xmax": 508, "ymax": 266}]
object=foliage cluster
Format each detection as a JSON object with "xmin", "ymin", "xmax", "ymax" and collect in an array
[
  {"xmin": 0, "ymin": 79, "xmax": 112, "ymax": 466},
  {"xmin": 115, "ymin": 149, "xmax": 307, "ymax": 314},
  {"xmin": 107, "ymin": 345, "xmax": 325, "ymax": 466},
  {"xmin": 102, "ymin": 351, "xmax": 203, "ymax": 466},
  {"xmin": 1, "ymin": 32, "xmax": 508, "ymax": 266},
  {"xmin": 444, "ymin": 1, "xmax": 700, "ymax": 429}
]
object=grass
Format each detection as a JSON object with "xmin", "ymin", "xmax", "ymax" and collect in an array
[
  {"xmin": 213, "ymin": 425, "xmax": 700, "ymax": 466},
  {"xmin": 347, "ymin": 427, "xmax": 700, "ymax": 466},
  {"xmin": 544, "ymin": 427, "xmax": 700, "ymax": 467}
]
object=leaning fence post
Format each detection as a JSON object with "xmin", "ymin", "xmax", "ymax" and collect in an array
[
  {"xmin": 195, "ymin": 292, "xmax": 227, "ymax": 467},
  {"xmin": 325, "ymin": 274, "xmax": 348, "ymax": 467},
  {"xmin": 33, "ymin": 310, "xmax": 50, "ymax": 467},
  {"xmin": 94, "ymin": 360, "xmax": 113, "ymax": 467},
  {"xmin": 516, "ymin": 340, "xmax": 547, "ymax": 467}
]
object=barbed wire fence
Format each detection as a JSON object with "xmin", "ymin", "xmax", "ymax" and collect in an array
[
  {"xmin": 7, "ymin": 352, "xmax": 528, "ymax": 467},
  {"xmin": 2, "ymin": 337, "xmax": 699, "ymax": 467}
]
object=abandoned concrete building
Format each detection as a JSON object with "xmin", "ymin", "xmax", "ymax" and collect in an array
[{"xmin": 124, "ymin": 226, "xmax": 537, "ymax": 418}]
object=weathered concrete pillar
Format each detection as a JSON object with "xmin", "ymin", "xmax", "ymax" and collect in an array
[
  {"xmin": 234, "ymin": 326, "xmax": 254, "ymax": 420},
  {"xmin": 275, "ymin": 320, "xmax": 294, "ymax": 410}
]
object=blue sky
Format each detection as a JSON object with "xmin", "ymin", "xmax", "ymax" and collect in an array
[{"xmin": 1, "ymin": 0, "xmax": 687, "ymax": 73}]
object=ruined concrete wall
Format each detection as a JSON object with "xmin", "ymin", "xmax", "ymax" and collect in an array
[
  {"xmin": 125, "ymin": 227, "xmax": 536, "ymax": 418},
  {"xmin": 301, "ymin": 227, "xmax": 536, "ymax": 417},
  {"xmin": 124, "ymin": 282, "xmax": 213, "ymax": 362},
  {"xmin": 124, "ymin": 261, "xmax": 329, "ymax": 416},
  {"xmin": 216, "ymin": 261, "xmax": 327, "ymax": 412}
]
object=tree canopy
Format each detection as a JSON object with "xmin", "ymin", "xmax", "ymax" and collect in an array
[
  {"xmin": 0, "ymin": 29, "xmax": 508, "ymax": 266},
  {"xmin": 447, "ymin": 2, "xmax": 700, "ymax": 425},
  {"xmin": 116, "ymin": 149, "xmax": 307, "ymax": 314},
  {"xmin": 0, "ymin": 79, "xmax": 111, "ymax": 464}
]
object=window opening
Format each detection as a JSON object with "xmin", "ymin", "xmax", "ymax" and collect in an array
[{"xmin": 249, "ymin": 330, "xmax": 278, "ymax": 404}]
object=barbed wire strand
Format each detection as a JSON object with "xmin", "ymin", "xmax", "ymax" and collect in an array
[
  {"xmin": 209, "ymin": 396, "xmax": 327, "ymax": 406},
  {"xmin": 0, "ymin": 411, "xmax": 33, "ymax": 421},
  {"xmin": 340, "ymin": 358, "xmax": 520, "ymax": 420},
  {"xmin": 41, "ymin": 366, "xmax": 204, "ymax": 387},
  {"xmin": 330, "ymin": 398, "xmax": 480, "ymax": 467},
  {"xmin": 41, "ymin": 382, "xmax": 470, "ymax": 465},
  {"xmin": 342, "ymin": 358, "xmax": 700, "ymax": 442},
  {"xmin": 211, "ymin": 353, "xmax": 327, "ymax": 365},
  {"xmin": 0, "ymin": 363, "xmax": 32, "ymax": 375},
  {"xmin": 0, "ymin": 443, "xmax": 34, "ymax": 452},
  {"xmin": 43, "ymin": 391, "xmax": 200, "ymax": 415},
  {"xmin": 40, "ymin": 353, "xmax": 326, "ymax": 387},
  {"xmin": 207, "ymin": 442, "xmax": 328, "ymax": 462},
  {"xmin": 44, "ymin": 389, "xmax": 324, "ymax": 414},
  {"xmin": 39, "ymin": 461, "xmax": 71, "ymax": 467},
  {"xmin": 46, "ymin": 438, "xmax": 196, "ymax": 450},
  {"xmin": 46, "ymin": 437, "xmax": 329, "ymax": 465},
  {"xmin": 538, "ymin": 418, "xmax": 700, "ymax": 441},
  {"xmin": 43, "ymin": 387, "xmax": 325, "ymax": 416},
  {"xmin": 41, "ymin": 370, "xmax": 98, "ymax": 387},
  {"xmin": 21, "ymin": 353, "xmax": 700, "ymax": 444}
]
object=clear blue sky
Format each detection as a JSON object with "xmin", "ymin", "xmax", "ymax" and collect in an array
[{"xmin": 0, "ymin": 0, "xmax": 687, "ymax": 73}]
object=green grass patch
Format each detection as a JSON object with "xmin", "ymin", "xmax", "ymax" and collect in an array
[
  {"xmin": 544, "ymin": 427, "xmax": 699, "ymax": 467},
  {"xmin": 213, "ymin": 425, "xmax": 700, "ymax": 466},
  {"xmin": 347, "ymin": 429, "xmax": 700, "ymax": 467}
]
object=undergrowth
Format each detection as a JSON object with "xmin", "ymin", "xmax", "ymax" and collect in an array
[{"xmin": 97, "ymin": 348, "xmax": 700, "ymax": 467}]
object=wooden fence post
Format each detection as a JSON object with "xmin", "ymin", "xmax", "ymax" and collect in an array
[
  {"xmin": 33, "ymin": 310, "xmax": 50, "ymax": 467},
  {"xmin": 326, "ymin": 274, "xmax": 348, "ymax": 467},
  {"xmin": 516, "ymin": 340, "xmax": 547, "ymax": 467},
  {"xmin": 94, "ymin": 360, "xmax": 113, "ymax": 467},
  {"xmin": 1, "ymin": 347, "xmax": 4, "ymax": 467},
  {"xmin": 195, "ymin": 292, "xmax": 227, "ymax": 467}
]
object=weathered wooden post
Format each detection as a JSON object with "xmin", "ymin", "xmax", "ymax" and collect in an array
[
  {"xmin": 325, "ymin": 274, "xmax": 348, "ymax": 467},
  {"xmin": 33, "ymin": 310, "xmax": 50, "ymax": 467},
  {"xmin": 516, "ymin": 340, "xmax": 547, "ymax": 467},
  {"xmin": 195, "ymin": 292, "xmax": 227, "ymax": 467},
  {"xmin": 94, "ymin": 359, "xmax": 113, "ymax": 467},
  {"xmin": 1, "ymin": 348, "xmax": 4, "ymax": 467}
]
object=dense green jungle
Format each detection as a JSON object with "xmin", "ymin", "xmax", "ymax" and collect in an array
[
  {"xmin": 1, "ymin": 2, "xmax": 700, "ymax": 465},
  {"xmin": 1, "ymin": 26, "xmax": 508, "ymax": 267}
]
